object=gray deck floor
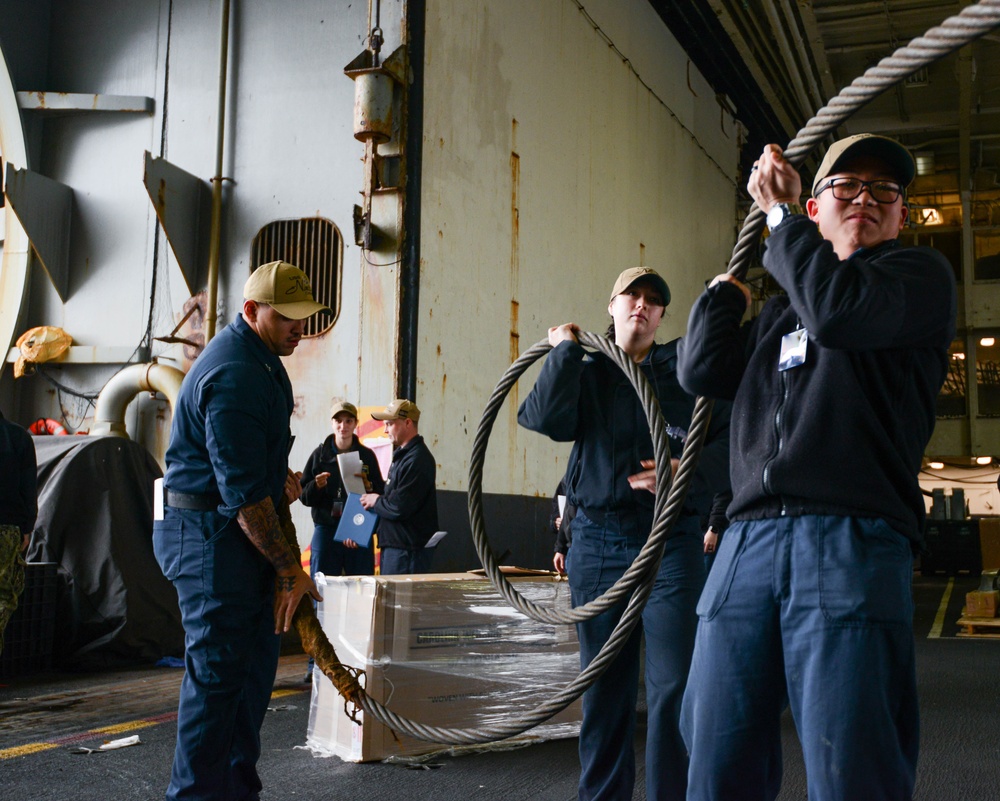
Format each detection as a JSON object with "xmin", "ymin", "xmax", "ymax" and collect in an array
[{"xmin": 1, "ymin": 573, "xmax": 998, "ymax": 800}]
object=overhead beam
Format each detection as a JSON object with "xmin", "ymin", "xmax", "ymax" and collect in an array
[
  {"xmin": 813, "ymin": 1, "xmax": 961, "ymax": 21},
  {"xmin": 16, "ymin": 91, "xmax": 153, "ymax": 115},
  {"xmin": 844, "ymin": 107, "xmax": 1000, "ymax": 135},
  {"xmin": 5, "ymin": 344, "xmax": 148, "ymax": 364}
]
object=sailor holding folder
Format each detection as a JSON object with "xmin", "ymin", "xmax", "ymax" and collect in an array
[{"xmin": 300, "ymin": 400, "xmax": 385, "ymax": 577}]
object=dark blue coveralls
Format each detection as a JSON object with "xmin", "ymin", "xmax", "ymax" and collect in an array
[
  {"xmin": 153, "ymin": 314, "xmax": 294, "ymax": 801},
  {"xmin": 519, "ymin": 339, "xmax": 731, "ymax": 801}
]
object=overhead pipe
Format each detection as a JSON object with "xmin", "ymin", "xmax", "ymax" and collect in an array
[
  {"xmin": 760, "ymin": 0, "xmax": 817, "ymax": 124},
  {"xmin": 90, "ymin": 362, "xmax": 185, "ymax": 438},
  {"xmin": 204, "ymin": 0, "xmax": 232, "ymax": 344},
  {"xmin": 774, "ymin": 0, "xmax": 828, "ymax": 120}
]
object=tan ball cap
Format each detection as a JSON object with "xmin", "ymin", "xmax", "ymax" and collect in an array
[
  {"xmin": 370, "ymin": 398, "xmax": 421, "ymax": 422},
  {"xmin": 609, "ymin": 267, "xmax": 671, "ymax": 306},
  {"xmin": 811, "ymin": 134, "xmax": 915, "ymax": 197},
  {"xmin": 244, "ymin": 261, "xmax": 332, "ymax": 320},
  {"xmin": 330, "ymin": 400, "xmax": 359, "ymax": 419}
]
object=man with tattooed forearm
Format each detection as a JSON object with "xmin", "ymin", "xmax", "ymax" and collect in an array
[{"xmin": 152, "ymin": 261, "xmax": 330, "ymax": 801}]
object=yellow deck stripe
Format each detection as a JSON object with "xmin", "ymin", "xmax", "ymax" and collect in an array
[
  {"xmin": 928, "ymin": 577, "xmax": 954, "ymax": 638},
  {"xmin": 91, "ymin": 718, "xmax": 166, "ymax": 736},
  {"xmin": 0, "ymin": 686, "xmax": 307, "ymax": 761},
  {"xmin": 0, "ymin": 742, "xmax": 60, "ymax": 759}
]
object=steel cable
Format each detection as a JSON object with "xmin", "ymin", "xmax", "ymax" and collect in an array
[{"xmin": 351, "ymin": 0, "xmax": 1000, "ymax": 746}]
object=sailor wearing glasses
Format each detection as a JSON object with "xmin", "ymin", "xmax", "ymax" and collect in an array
[{"xmin": 676, "ymin": 134, "xmax": 956, "ymax": 800}]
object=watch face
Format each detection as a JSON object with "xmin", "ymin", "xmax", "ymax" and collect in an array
[{"xmin": 767, "ymin": 204, "xmax": 788, "ymax": 230}]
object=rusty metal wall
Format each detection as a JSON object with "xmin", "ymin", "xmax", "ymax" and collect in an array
[{"xmin": 416, "ymin": 0, "xmax": 741, "ymax": 506}]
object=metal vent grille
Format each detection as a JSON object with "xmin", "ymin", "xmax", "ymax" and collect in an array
[{"xmin": 250, "ymin": 217, "xmax": 342, "ymax": 337}]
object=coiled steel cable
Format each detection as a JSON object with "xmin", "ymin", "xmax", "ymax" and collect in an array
[
  {"xmin": 354, "ymin": 0, "xmax": 1000, "ymax": 746},
  {"xmin": 465, "ymin": 331, "xmax": 703, "ymax": 626}
]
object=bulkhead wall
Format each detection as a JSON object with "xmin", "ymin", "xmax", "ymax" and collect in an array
[{"xmin": 415, "ymin": 0, "xmax": 740, "ymax": 567}]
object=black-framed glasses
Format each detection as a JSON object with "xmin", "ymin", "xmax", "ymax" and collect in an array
[{"xmin": 815, "ymin": 177, "xmax": 904, "ymax": 204}]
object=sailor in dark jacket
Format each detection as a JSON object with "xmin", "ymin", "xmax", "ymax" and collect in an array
[
  {"xmin": 300, "ymin": 400, "xmax": 385, "ymax": 577},
  {"xmin": 0, "ymin": 410, "xmax": 36, "ymax": 656},
  {"xmin": 519, "ymin": 267, "xmax": 731, "ymax": 801},
  {"xmin": 360, "ymin": 399, "xmax": 438, "ymax": 575},
  {"xmin": 677, "ymin": 135, "xmax": 956, "ymax": 801}
]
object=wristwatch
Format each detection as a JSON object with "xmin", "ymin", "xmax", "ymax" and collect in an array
[{"xmin": 766, "ymin": 202, "xmax": 804, "ymax": 232}]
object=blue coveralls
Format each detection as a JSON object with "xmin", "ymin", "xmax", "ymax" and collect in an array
[
  {"xmin": 152, "ymin": 314, "xmax": 294, "ymax": 801},
  {"xmin": 569, "ymin": 508, "xmax": 705, "ymax": 801},
  {"xmin": 519, "ymin": 339, "xmax": 731, "ymax": 801},
  {"xmin": 676, "ymin": 221, "xmax": 956, "ymax": 800}
]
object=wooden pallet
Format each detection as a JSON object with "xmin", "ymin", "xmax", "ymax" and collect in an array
[{"xmin": 956, "ymin": 615, "xmax": 1000, "ymax": 638}]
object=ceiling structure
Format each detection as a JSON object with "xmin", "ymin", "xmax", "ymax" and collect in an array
[
  {"xmin": 652, "ymin": 0, "xmax": 1000, "ymax": 217},
  {"xmin": 652, "ymin": 1, "xmax": 1000, "ymax": 463}
]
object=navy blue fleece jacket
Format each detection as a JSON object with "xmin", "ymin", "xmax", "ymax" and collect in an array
[
  {"xmin": 518, "ymin": 338, "xmax": 731, "ymax": 535},
  {"xmin": 677, "ymin": 215, "xmax": 956, "ymax": 544}
]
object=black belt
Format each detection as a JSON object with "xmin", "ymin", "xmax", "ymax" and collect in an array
[{"xmin": 165, "ymin": 488, "xmax": 222, "ymax": 512}]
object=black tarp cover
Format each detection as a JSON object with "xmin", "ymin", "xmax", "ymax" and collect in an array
[{"xmin": 28, "ymin": 435, "xmax": 183, "ymax": 669}]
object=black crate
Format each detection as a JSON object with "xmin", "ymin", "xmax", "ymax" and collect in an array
[
  {"xmin": 0, "ymin": 561, "xmax": 58, "ymax": 677},
  {"xmin": 921, "ymin": 520, "xmax": 982, "ymax": 576}
]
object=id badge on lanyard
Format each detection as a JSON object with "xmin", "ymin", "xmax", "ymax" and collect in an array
[{"xmin": 778, "ymin": 327, "xmax": 808, "ymax": 372}]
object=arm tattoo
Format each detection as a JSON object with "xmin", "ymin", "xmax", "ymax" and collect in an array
[{"xmin": 237, "ymin": 496, "xmax": 298, "ymax": 573}]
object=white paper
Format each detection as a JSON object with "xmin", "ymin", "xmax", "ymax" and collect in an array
[
  {"xmin": 337, "ymin": 452, "xmax": 367, "ymax": 495},
  {"xmin": 100, "ymin": 735, "xmax": 141, "ymax": 751},
  {"xmin": 425, "ymin": 531, "xmax": 447, "ymax": 548},
  {"xmin": 557, "ymin": 495, "xmax": 567, "ymax": 517},
  {"xmin": 153, "ymin": 477, "xmax": 164, "ymax": 521}
]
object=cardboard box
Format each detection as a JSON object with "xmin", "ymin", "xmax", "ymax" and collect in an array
[
  {"xmin": 979, "ymin": 518, "xmax": 1000, "ymax": 571},
  {"xmin": 306, "ymin": 573, "xmax": 582, "ymax": 762},
  {"xmin": 965, "ymin": 590, "xmax": 999, "ymax": 619}
]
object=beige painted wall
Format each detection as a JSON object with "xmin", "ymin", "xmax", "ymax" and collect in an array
[{"xmin": 417, "ymin": 0, "xmax": 741, "ymax": 499}]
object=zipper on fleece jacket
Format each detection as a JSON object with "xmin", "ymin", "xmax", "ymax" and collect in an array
[
  {"xmin": 761, "ymin": 368, "xmax": 788, "ymax": 516},
  {"xmin": 761, "ymin": 320, "xmax": 802, "ymax": 517}
]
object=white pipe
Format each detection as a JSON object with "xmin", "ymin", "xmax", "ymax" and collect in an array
[{"xmin": 90, "ymin": 362, "xmax": 185, "ymax": 438}]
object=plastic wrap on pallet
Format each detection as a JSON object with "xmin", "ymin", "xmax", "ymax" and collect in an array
[{"xmin": 305, "ymin": 573, "xmax": 582, "ymax": 762}]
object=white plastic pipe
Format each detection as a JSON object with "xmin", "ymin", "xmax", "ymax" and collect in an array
[{"xmin": 90, "ymin": 362, "xmax": 185, "ymax": 438}]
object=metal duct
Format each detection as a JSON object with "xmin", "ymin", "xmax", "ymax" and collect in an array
[{"xmin": 90, "ymin": 362, "xmax": 185, "ymax": 438}]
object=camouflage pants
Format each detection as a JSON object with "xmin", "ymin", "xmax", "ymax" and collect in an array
[{"xmin": 0, "ymin": 524, "xmax": 26, "ymax": 655}]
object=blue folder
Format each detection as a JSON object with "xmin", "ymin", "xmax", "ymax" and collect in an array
[{"xmin": 334, "ymin": 493, "xmax": 379, "ymax": 548}]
